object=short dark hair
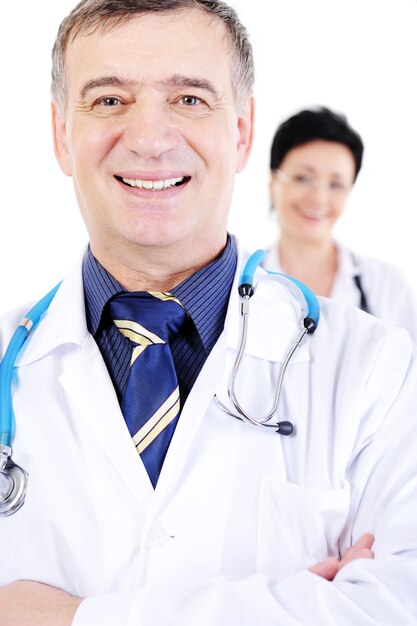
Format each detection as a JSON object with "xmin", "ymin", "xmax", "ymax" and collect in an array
[
  {"xmin": 51, "ymin": 0, "xmax": 254, "ymax": 113},
  {"xmin": 270, "ymin": 106, "xmax": 364, "ymax": 181}
]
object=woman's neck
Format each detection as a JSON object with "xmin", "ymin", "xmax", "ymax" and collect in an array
[{"xmin": 278, "ymin": 236, "xmax": 338, "ymax": 297}]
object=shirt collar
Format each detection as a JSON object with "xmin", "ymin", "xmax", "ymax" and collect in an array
[
  {"xmin": 171, "ymin": 235, "xmax": 236, "ymax": 353},
  {"xmin": 83, "ymin": 236, "xmax": 237, "ymax": 351},
  {"xmin": 83, "ymin": 248, "xmax": 124, "ymax": 335}
]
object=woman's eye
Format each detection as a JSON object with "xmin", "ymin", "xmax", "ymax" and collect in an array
[
  {"xmin": 330, "ymin": 180, "xmax": 345, "ymax": 191},
  {"xmin": 294, "ymin": 175, "xmax": 311, "ymax": 185}
]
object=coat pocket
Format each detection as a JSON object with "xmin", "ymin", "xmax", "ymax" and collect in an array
[{"xmin": 256, "ymin": 477, "xmax": 350, "ymax": 580}]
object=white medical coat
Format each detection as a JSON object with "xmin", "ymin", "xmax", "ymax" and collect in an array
[
  {"xmin": 264, "ymin": 242, "xmax": 417, "ymax": 343},
  {"xmin": 1, "ymin": 249, "xmax": 417, "ymax": 625}
]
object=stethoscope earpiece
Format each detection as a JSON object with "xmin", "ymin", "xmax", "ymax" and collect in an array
[
  {"xmin": 304, "ymin": 317, "xmax": 317, "ymax": 334},
  {"xmin": 276, "ymin": 421, "xmax": 294, "ymax": 436}
]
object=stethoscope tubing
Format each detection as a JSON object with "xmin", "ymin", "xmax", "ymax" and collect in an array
[
  {"xmin": 215, "ymin": 250, "xmax": 320, "ymax": 436},
  {"xmin": 0, "ymin": 283, "xmax": 61, "ymax": 447},
  {"xmin": 228, "ymin": 299, "xmax": 308, "ymax": 426},
  {"xmin": 0, "ymin": 325, "xmax": 29, "ymax": 447},
  {"xmin": 0, "ymin": 283, "xmax": 61, "ymax": 517}
]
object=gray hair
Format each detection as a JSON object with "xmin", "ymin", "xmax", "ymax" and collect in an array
[{"xmin": 51, "ymin": 0, "xmax": 254, "ymax": 112}]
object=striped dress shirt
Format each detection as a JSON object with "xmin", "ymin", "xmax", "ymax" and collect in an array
[{"xmin": 82, "ymin": 236, "xmax": 237, "ymax": 407}]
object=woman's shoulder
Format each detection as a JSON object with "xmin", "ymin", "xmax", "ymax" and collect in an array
[{"xmin": 341, "ymin": 245, "xmax": 409, "ymax": 284}]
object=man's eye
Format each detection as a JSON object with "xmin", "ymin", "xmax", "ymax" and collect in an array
[
  {"xmin": 181, "ymin": 96, "xmax": 202, "ymax": 106},
  {"xmin": 97, "ymin": 97, "xmax": 122, "ymax": 107}
]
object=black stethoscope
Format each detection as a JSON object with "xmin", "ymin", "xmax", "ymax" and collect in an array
[
  {"xmin": 351, "ymin": 255, "xmax": 370, "ymax": 314},
  {"xmin": 353, "ymin": 274, "xmax": 370, "ymax": 313}
]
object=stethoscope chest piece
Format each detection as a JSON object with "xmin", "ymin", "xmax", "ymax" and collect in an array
[{"xmin": 0, "ymin": 446, "xmax": 28, "ymax": 517}]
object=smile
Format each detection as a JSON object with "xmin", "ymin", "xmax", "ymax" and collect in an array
[
  {"xmin": 297, "ymin": 208, "xmax": 328, "ymax": 221},
  {"xmin": 116, "ymin": 176, "xmax": 190, "ymax": 191}
]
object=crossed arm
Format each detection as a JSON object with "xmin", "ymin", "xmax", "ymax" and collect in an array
[{"xmin": 0, "ymin": 534, "xmax": 374, "ymax": 626}]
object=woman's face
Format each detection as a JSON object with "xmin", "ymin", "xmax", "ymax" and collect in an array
[{"xmin": 270, "ymin": 140, "xmax": 356, "ymax": 244}]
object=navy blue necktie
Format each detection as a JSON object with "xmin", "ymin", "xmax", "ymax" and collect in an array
[{"xmin": 108, "ymin": 291, "xmax": 187, "ymax": 487}]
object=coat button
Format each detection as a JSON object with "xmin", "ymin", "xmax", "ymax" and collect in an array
[{"xmin": 149, "ymin": 524, "xmax": 169, "ymax": 547}]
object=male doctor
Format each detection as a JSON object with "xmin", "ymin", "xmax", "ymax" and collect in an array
[{"xmin": 0, "ymin": 1, "xmax": 417, "ymax": 624}]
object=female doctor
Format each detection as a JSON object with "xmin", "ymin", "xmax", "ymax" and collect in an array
[{"xmin": 264, "ymin": 106, "xmax": 417, "ymax": 341}]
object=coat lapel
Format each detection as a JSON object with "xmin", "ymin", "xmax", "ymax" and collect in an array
[
  {"xmin": 59, "ymin": 335, "xmax": 155, "ymax": 506},
  {"xmin": 15, "ymin": 257, "xmax": 155, "ymax": 506}
]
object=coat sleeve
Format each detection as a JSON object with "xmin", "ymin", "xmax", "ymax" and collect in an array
[{"xmin": 72, "ymin": 330, "xmax": 417, "ymax": 626}]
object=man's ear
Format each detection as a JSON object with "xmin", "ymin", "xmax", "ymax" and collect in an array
[
  {"xmin": 236, "ymin": 94, "xmax": 255, "ymax": 173},
  {"xmin": 51, "ymin": 100, "xmax": 72, "ymax": 176}
]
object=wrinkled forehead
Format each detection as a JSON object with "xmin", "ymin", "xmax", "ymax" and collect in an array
[
  {"xmin": 65, "ymin": 8, "xmax": 232, "ymax": 67},
  {"xmin": 64, "ymin": 9, "xmax": 234, "ymax": 97}
]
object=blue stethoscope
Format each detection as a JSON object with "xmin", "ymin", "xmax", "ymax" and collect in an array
[
  {"xmin": 0, "ymin": 283, "xmax": 61, "ymax": 517},
  {"xmin": 0, "ymin": 250, "xmax": 319, "ymax": 517},
  {"xmin": 215, "ymin": 249, "xmax": 319, "ymax": 435}
]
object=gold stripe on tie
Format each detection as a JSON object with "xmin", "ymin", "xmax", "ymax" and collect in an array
[
  {"xmin": 133, "ymin": 387, "xmax": 180, "ymax": 452},
  {"xmin": 148, "ymin": 292, "xmax": 185, "ymax": 308},
  {"xmin": 114, "ymin": 319, "xmax": 164, "ymax": 345},
  {"xmin": 130, "ymin": 344, "xmax": 147, "ymax": 366},
  {"xmin": 136, "ymin": 399, "xmax": 181, "ymax": 454},
  {"xmin": 132, "ymin": 387, "xmax": 179, "ymax": 445}
]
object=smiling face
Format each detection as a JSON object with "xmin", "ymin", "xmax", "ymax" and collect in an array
[
  {"xmin": 52, "ymin": 9, "xmax": 254, "ymax": 282},
  {"xmin": 270, "ymin": 140, "xmax": 355, "ymax": 245}
]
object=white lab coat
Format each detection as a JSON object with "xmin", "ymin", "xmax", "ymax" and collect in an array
[
  {"xmin": 1, "ymin": 248, "xmax": 417, "ymax": 625},
  {"xmin": 264, "ymin": 242, "xmax": 417, "ymax": 343}
]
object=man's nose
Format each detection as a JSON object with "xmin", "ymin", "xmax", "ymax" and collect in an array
[{"xmin": 122, "ymin": 100, "xmax": 180, "ymax": 158}]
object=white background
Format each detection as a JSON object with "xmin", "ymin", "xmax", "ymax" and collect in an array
[{"xmin": 1, "ymin": 0, "xmax": 416, "ymax": 314}]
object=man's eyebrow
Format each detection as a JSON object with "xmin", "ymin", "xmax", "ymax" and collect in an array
[
  {"xmin": 162, "ymin": 74, "xmax": 222, "ymax": 99},
  {"xmin": 78, "ymin": 74, "xmax": 222, "ymax": 101},
  {"xmin": 79, "ymin": 76, "xmax": 138, "ymax": 100}
]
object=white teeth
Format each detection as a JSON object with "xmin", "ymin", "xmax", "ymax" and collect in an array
[
  {"xmin": 299, "ymin": 209, "xmax": 327, "ymax": 220},
  {"xmin": 121, "ymin": 176, "xmax": 184, "ymax": 190}
]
